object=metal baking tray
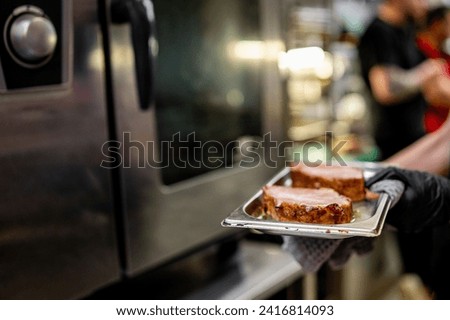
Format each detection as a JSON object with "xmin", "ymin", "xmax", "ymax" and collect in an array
[{"xmin": 222, "ymin": 164, "xmax": 392, "ymax": 239}]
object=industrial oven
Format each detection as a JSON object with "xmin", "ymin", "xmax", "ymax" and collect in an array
[{"xmin": 0, "ymin": 0, "xmax": 284, "ymax": 298}]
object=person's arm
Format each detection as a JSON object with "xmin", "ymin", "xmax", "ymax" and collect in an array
[
  {"xmin": 385, "ymin": 114, "xmax": 450, "ymax": 175},
  {"xmin": 368, "ymin": 59, "xmax": 444, "ymax": 105},
  {"xmin": 422, "ymin": 73, "xmax": 450, "ymax": 107}
]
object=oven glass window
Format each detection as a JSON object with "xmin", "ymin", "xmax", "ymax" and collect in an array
[{"xmin": 153, "ymin": 0, "xmax": 263, "ymax": 185}]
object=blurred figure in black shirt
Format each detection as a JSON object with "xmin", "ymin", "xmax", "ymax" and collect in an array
[{"xmin": 358, "ymin": 0, "xmax": 444, "ymax": 159}]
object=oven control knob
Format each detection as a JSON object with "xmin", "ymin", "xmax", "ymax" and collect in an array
[{"xmin": 9, "ymin": 13, "xmax": 57, "ymax": 62}]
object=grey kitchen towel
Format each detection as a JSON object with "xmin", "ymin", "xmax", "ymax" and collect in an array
[{"xmin": 282, "ymin": 179, "xmax": 405, "ymax": 272}]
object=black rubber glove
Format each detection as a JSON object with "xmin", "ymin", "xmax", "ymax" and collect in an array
[{"xmin": 366, "ymin": 167, "xmax": 450, "ymax": 233}]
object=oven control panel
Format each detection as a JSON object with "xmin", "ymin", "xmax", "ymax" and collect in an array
[{"xmin": 0, "ymin": 0, "xmax": 71, "ymax": 92}]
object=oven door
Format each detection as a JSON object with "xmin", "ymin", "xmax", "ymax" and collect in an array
[{"xmin": 106, "ymin": 0, "xmax": 284, "ymax": 274}]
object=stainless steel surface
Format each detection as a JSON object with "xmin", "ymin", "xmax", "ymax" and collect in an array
[
  {"xmin": 0, "ymin": 0, "xmax": 285, "ymax": 298},
  {"xmin": 9, "ymin": 13, "xmax": 57, "ymax": 62},
  {"xmin": 185, "ymin": 240, "xmax": 303, "ymax": 300},
  {"xmin": 260, "ymin": 0, "xmax": 285, "ymax": 142},
  {"xmin": 222, "ymin": 165, "xmax": 392, "ymax": 239},
  {"xmin": 0, "ymin": 0, "xmax": 120, "ymax": 299},
  {"xmin": 108, "ymin": 0, "xmax": 281, "ymax": 275},
  {"xmin": 0, "ymin": 56, "xmax": 5, "ymax": 90}
]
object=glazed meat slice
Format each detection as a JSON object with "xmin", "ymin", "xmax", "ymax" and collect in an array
[
  {"xmin": 263, "ymin": 185, "xmax": 353, "ymax": 224},
  {"xmin": 290, "ymin": 164, "xmax": 366, "ymax": 201}
]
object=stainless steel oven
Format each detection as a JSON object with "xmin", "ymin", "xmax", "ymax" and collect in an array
[
  {"xmin": 0, "ymin": 0, "xmax": 120, "ymax": 299},
  {"xmin": 110, "ymin": 0, "xmax": 285, "ymax": 276},
  {"xmin": 0, "ymin": 0, "xmax": 285, "ymax": 298}
]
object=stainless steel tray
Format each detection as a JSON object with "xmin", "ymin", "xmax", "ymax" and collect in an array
[{"xmin": 222, "ymin": 164, "xmax": 392, "ymax": 239}]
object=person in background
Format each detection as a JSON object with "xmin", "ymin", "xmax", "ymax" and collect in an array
[
  {"xmin": 416, "ymin": 5, "xmax": 450, "ymax": 132},
  {"xmin": 358, "ymin": 0, "xmax": 444, "ymax": 160},
  {"xmin": 358, "ymin": 0, "xmax": 448, "ymax": 298}
]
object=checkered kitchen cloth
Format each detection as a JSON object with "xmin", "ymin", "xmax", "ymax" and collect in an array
[{"xmin": 282, "ymin": 179, "xmax": 405, "ymax": 272}]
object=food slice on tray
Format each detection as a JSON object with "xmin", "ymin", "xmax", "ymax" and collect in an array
[
  {"xmin": 263, "ymin": 185, "xmax": 352, "ymax": 224},
  {"xmin": 290, "ymin": 163, "xmax": 366, "ymax": 201}
]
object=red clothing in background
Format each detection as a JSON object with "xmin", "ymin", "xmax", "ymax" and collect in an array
[{"xmin": 416, "ymin": 37, "xmax": 450, "ymax": 132}]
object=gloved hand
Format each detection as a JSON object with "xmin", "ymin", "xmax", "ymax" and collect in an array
[
  {"xmin": 366, "ymin": 167, "xmax": 450, "ymax": 233},
  {"xmin": 282, "ymin": 235, "xmax": 376, "ymax": 273}
]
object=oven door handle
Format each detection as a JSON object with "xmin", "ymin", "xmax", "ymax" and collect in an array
[{"xmin": 111, "ymin": 0, "xmax": 155, "ymax": 110}]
